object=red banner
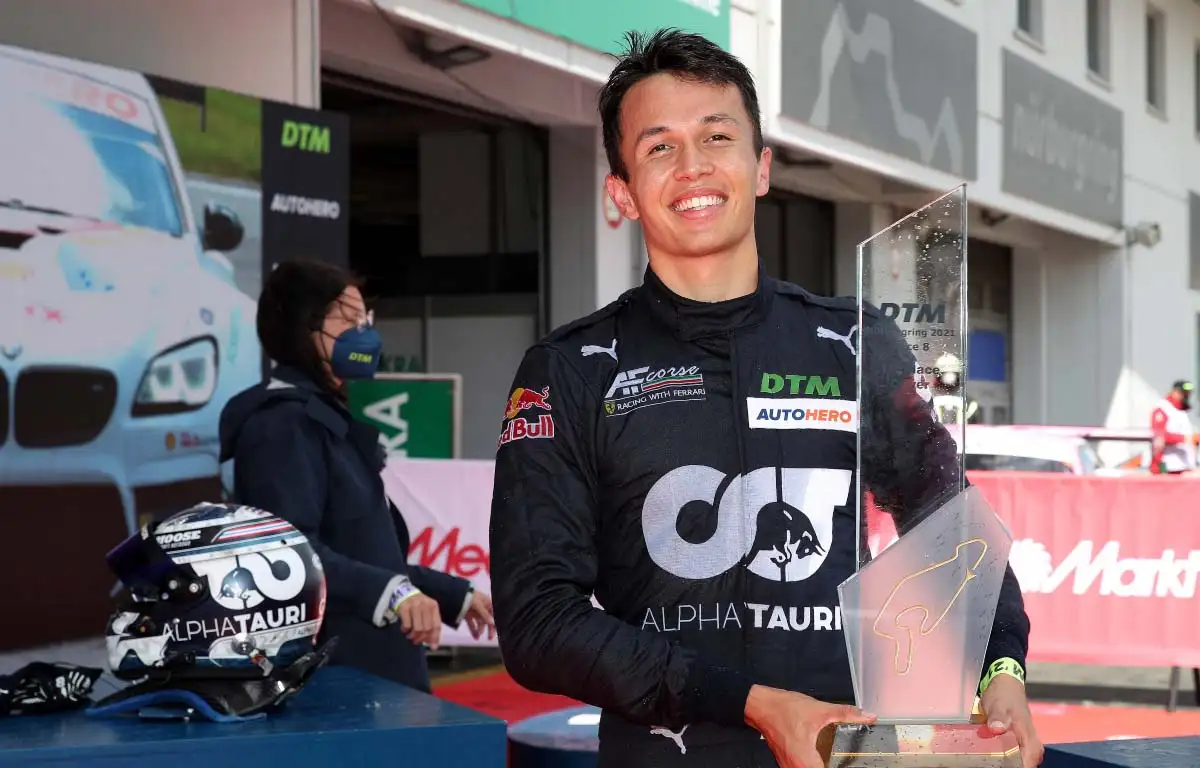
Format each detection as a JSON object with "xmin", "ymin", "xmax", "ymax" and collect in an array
[{"xmin": 867, "ymin": 472, "xmax": 1200, "ymax": 668}]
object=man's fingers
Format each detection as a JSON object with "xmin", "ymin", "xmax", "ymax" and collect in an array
[
  {"xmin": 987, "ymin": 711, "xmax": 1013, "ymax": 734},
  {"xmin": 1007, "ymin": 717, "xmax": 1043, "ymax": 767},
  {"xmin": 834, "ymin": 705, "xmax": 876, "ymax": 725},
  {"xmin": 397, "ymin": 603, "xmax": 413, "ymax": 633}
]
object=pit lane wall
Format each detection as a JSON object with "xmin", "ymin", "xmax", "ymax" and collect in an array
[
  {"xmin": 0, "ymin": 36, "xmax": 349, "ymax": 651},
  {"xmin": 386, "ymin": 458, "xmax": 1200, "ymax": 668}
]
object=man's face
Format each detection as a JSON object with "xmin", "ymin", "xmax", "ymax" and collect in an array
[{"xmin": 605, "ymin": 73, "xmax": 770, "ymax": 260}]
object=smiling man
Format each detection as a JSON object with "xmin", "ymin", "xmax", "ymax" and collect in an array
[{"xmin": 489, "ymin": 29, "xmax": 1039, "ymax": 768}]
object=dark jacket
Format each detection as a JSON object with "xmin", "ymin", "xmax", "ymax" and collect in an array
[
  {"xmin": 219, "ymin": 366, "xmax": 471, "ymax": 691},
  {"xmin": 490, "ymin": 266, "xmax": 1029, "ymax": 765}
]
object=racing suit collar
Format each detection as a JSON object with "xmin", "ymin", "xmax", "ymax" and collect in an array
[{"xmin": 642, "ymin": 260, "xmax": 772, "ymax": 341}]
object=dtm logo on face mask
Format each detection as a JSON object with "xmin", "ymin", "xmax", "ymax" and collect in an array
[{"xmin": 641, "ymin": 466, "xmax": 852, "ymax": 582}]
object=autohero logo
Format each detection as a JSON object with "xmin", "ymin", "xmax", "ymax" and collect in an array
[
  {"xmin": 746, "ymin": 398, "xmax": 858, "ymax": 432},
  {"xmin": 603, "ymin": 363, "xmax": 706, "ymax": 416},
  {"xmin": 1009, "ymin": 538, "xmax": 1200, "ymax": 599},
  {"xmin": 498, "ymin": 386, "xmax": 555, "ymax": 447},
  {"xmin": 270, "ymin": 193, "xmax": 341, "ymax": 220},
  {"xmin": 760, "ymin": 373, "xmax": 842, "ymax": 398},
  {"xmin": 155, "ymin": 529, "xmax": 203, "ymax": 550}
]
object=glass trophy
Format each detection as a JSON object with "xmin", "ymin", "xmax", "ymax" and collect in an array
[{"xmin": 824, "ymin": 186, "xmax": 1020, "ymax": 767}]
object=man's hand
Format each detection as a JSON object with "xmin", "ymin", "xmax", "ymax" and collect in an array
[
  {"xmin": 980, "ymin": 675, "xmax": 1043, "ymax": 768},
  {"xmin": 464, "ymin": 590, "xmax": 496, "ymax": 640},
  {"xmin": 396, "ymin": 593, "xmax": 443, "ymax": 649},
  {"xmin": 745, "ymin": 685, "xmax": 876, "ymax": 768}
]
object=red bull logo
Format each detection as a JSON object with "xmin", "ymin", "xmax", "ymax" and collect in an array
[
  {"xmin": 505, "ymin": 386, "xmax": 552, "ymax": 421},
  {"xmin": 498, "ymin": 414, "xmax": 555, "ymax": 448}
]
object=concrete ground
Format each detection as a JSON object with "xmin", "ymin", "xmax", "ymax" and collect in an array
[{"xmin": 4, "ymin": 637, "xmax": 1194, "ymax": 711}]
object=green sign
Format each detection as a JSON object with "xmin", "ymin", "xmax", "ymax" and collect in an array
[
  {"xmin": 456, "ymin": 0, "xmax": 730, "ymax": 54},
  {"xmin": 347, "ymin": 374, "xmax": 462, "ymax": 459}
]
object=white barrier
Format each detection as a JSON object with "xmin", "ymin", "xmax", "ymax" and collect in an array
[{"xmin": 382, "ymin": 458, "xmax": 497, "ymax": 647}]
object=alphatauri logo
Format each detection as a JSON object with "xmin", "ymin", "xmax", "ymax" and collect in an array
[{"xmin": 641, "ymin": 466, "xmax": 852, "ymax": 583}]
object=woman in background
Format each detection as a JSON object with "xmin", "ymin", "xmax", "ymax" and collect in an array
[{"xmin": 218, "ymin": 259, "xmax": 494, "ymax": 691}]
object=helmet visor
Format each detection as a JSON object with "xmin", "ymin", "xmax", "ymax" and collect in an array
[{"xmin": 105, "ymin": 526, "xmax": 192, "ymax": 594}]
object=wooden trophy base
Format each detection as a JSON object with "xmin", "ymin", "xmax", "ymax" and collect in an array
[{"xmin": 820, "ymin": 716, "xmax": 1020, "ymax": 768}]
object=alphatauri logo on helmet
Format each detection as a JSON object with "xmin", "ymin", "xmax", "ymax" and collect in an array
[
  {"xmin": 191, "ymin": 550, "xmax": 308, "ymax": 611},
  {"xmin": 155, "ymin": 529, "xmax": 202, "ymax": 550},
  {"xmin": 641, "ymin": 466, "xmax": 852, "ymax": 582}
]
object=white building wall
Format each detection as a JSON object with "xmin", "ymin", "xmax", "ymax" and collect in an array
[
  {"xmin": 0, "ymin": 0, "xmax": 320, "ymax": 106},
  {"xmin": 738, "ymin": 0, "xmax": 1200, "ymax": 428}
]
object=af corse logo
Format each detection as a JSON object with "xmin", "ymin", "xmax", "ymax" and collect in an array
[
  {"xmin": 603, "ymin": 363, "xmax": 706, "ymax": 417},
  {"xmin": 642, "ymin": 466, "xmax": 852, "ymax": 582}
]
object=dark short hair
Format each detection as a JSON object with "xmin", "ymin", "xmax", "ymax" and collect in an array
[
  {"xmin": 598, "ymin": 28, "xmax": 764, "ymax": 181},
  {"xmin": 257, "ymin": 259, "xmax": 362, "ymax": 394}
]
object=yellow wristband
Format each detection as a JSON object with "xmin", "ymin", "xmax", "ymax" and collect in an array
[{"xmin": 979, "ymin": 657, "xmax": 1025, "ymax": 695}]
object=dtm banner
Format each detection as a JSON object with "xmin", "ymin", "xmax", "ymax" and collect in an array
[
  {"xmin": 0, "ymin": 42, "xmax": 349, "ymax": 650},
  {"xmin": 381, "ymin": 458, "xmax": 495, "ymax": 647},
  {"xmin": 868, "ymin": 473, "xmax": 1200, "ymax": 669},
  {"xmin": 261, "ymin": 101, "xmax": 350, "ymax": 273}
]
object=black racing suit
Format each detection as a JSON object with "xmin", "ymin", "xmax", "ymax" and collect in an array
[{"xmin": 490, "ymin": 266, "xmax": 1029, "ymax": 766}]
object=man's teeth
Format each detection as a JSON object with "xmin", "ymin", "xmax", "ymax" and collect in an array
[{"xmin": 673, "ymin": 195, "xmax": 725, "ymax": 211}]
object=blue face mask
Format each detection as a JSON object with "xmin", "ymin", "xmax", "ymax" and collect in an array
[{"xmin": 329, "ymin": 326, "xmax": 383, "ymax": 380}]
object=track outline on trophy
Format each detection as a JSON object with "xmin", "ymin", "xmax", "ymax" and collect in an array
[{"xmin": 871, "ymin": 538, "xmax": 988, "ymax": 676}]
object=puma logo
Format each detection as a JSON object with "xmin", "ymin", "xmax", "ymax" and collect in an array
[
  {"xmin": 650, "ymin": 724, "xmax": 688, "ymax": 754},
  {"xmin": 581, "ymin": 338, "xmax": 618, "ymax": 361},
  {"xmin": 817, "ymin": 325, "xmax": 857, "ymax": 356}
]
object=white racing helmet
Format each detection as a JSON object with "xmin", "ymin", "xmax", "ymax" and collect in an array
[{"xmin": 89, "ymin": 502, "xmax": 334, "ymax": 722}]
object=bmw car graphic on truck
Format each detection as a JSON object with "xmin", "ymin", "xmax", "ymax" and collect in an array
[{"xmin": 0, "ymin": 43, "xmax": 260, "ymax": 537}]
